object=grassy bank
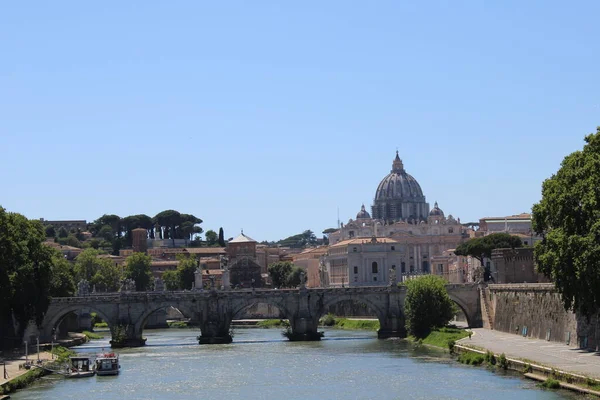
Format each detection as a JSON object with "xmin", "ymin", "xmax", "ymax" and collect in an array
[
  {"xmin": 82, "ymin": 330, "xmax": 104, "ymax": 340},
  {"xmin": 167, "ymin": 321, "xmax": 189, "ymax": 328},
  {"xmin": 415, "ymin": 327, "xmax": 470, "ymax": 349},
  {"xmin": 256, "ymin": 319, "xmax": 289, "ymax": 328},
  {"xmin": 333, "ymin": 318, "xmax": 379, "ymax": 330},
  {"xmin": 0, "ymin": 367, "xmax": 47, "ymax": 395}
]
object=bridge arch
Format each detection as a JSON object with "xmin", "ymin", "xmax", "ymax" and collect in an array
[
  {"xmin": 41, "ymin": 304, "xmax": 114, "ymax": 340},
  {"xmin": 230, "ymin": 297, "xmax": 292, "ymax": 321},
  {"xmin": 447, "ymin": 295, "xmax": 474, "ymax": 327},
  {"xmin": 318, "ymin": 294, "xmax": 388, "ymax": 327},
  {"xmin": 134, "ymin": 302, "xmax": 198, "ymax": 337}
]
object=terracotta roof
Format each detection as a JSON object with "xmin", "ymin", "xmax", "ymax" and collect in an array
[
  {"xmin": 202, "ymin": 269, "xmax": 224, "ymax": 276},
  {"xmin": 151, "ymin": 261, "xmax": 179, "ymax": 266},
  {"xmin": 329, "ymin": 237, "xmax": 399, "ymax": 248},
  {"xmin": 184, "ymin": 247, "xmax": 226, "ymax": 254}
]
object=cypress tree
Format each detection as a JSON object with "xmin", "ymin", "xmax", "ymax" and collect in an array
[{"xmin": 218, "ymin": 227, "xmax": 225, "ymax": 247}]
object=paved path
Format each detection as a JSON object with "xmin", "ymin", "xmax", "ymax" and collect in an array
[
  {"xmin": 0, "ymin": 351, "xmax": 53, "ymax": 386},
  {"xmin": 459, "ymin": 328, "xmax": 600, "ymax": 378}
]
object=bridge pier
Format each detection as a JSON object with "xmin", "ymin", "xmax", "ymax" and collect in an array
[
  {"xmin": 286, "ymin": 315, "xmax": 323, "ymax": 341},
  {"xmin": 110, "ymin": 324, "xmax": 147, "ymax": 348},
  {"xmin": 197, "ymin": 320, "xmax": 233, "ymax": 344},
  {"xmin": 378, "ymin": 315, "xmax": 407, "ymax": 339}
]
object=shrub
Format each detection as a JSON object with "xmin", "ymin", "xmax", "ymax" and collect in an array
[
  {"xmin": 404, "ymin": 275, "xmax": 454, "ymax": 339},
  {"xmin": 540, "ymin": 378, "xmax": 560, "ymax": 389},
  {"xmin": 321, "ymin": 313, "xmax": 336, "ymax": 326},
  {"xmin": 457, "ymin": 351, "xmax": 485, "ymax": 365},
  {"xmin": 447, "ymin": 340, "xmax": 455, "ymax": 353},
  {"xmin": 498, "ymin": 353, "xmax": 508, "ymax": 370},
  {"xmin": 523, "ymin": 364, "xmax": 533, "ymax": 373},
  {"xmin": 484, "ymin": 350, "xmax": 496, "ymax": 365}
]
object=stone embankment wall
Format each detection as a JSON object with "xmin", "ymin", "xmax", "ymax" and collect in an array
[{"xmin": 485, "ymin": 284, "xmax": 598, "ymax": 350}]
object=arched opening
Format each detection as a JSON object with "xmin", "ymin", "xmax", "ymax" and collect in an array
[
  {"xmin": 135, "ymin": 304, "xmax": 198, "ymax": 345},
  {"xmin": 230, "ymin": 301, "xmax": 289, "ymax": 339},
  {"xmin": 422, "ymin": 261, "xmax": 429, "ymax": 273},
  {"xmin": 448, "ymin": 297, "xmax": 472, "ymax": 328},
  {"xmin": 42, "ymin": 306, "xmax": 113, "ymax": 347},
  {"xmin": 318, "ymin": 297, "xmax": 385, "ymax": 338}
]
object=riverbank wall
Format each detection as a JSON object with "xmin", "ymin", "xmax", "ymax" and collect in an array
[
  {"xmin": 453, "ymin": 343, "xmax": 600, "ymax": 396},
  {"xmin": 484, "ymin": 284, "xmax": 599, "ymax": 351}
]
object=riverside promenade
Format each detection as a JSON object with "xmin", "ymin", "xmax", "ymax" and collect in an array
[{"xmin": 459, "ymin": 328, "xmax": 600, "ymax": 379}]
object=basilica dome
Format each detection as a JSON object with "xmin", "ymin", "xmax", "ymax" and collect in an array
[
  {"xmin": 356, "ymin": 204, "xmax": 371, "ymax": 219},
  {"xmin": 371, "ymin": 151, "xmax": 430, "ymax": 223},
  {"xmin": 429, "ymin": 201, "xmax": 444, "ymax": 217}
]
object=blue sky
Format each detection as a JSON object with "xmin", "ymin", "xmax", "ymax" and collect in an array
[{"xmin": 1, "ymin": 1, "xmax": 599, "ymax": 242}]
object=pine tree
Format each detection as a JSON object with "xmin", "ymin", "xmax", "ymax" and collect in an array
[{"xmin": 218, "ymin": 227, "xmax": 225, "ymax": 247}]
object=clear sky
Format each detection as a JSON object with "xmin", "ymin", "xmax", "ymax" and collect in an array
[{"xmin": 1, "ymin": 1, "xmax": 599, "ymax": 242}]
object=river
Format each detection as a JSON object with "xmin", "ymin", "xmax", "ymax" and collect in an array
[{"xmin": 11, "ymin": 328, "xmax": 579, "ymax": 400}]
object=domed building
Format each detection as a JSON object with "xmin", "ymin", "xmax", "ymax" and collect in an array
[
  {"xmin": 372, "ymin": 152, "xmax": 430, "ymax": 223},
  {"xmin": 322, "ymin": 152, "xmax": 467, "ymax": 288}
]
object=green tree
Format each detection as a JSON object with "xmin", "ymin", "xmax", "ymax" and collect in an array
[
  {"xmin": 268, "ymin": 261, "xmax": 294, "ymax": 288},
  {"xmin": 218, "ymin": 227, "xmax": 225, "ymax": 247},
  {"xmin": 162, "ymin": 270, "xmax": 180, "ymax": 290},
  {"xmin": 454, "ymin": 233, "xmax": 522, "ymax": 281},
  {"xmin": 74, "ymin": 248, "xmax": 103, "ymax": 282},
  {"xmin": 45, "ymin": 225, "xmax": 56, "ymax": 238},
  {"xmin": 404, "ymin": 275, "xmax": 455, "ymax": 339},
  {"xmin": 532, "ymin": 128, "xmax": 600, "ymax": 317},
  {"xmin": 176, "ymin": 255, "xmax": 197, "ymax": 290},
  {"xmin": 205, "ymin": 230, "xmax": 218, "ymax": 247},
  {"xmin": 286, "ymin": 266, "xmax": 305, "ymax": 288},
  {"xmin": 91, "ymin": 259, "xmax": 122, "ymax": 292},
  {"xmin": 57, "ymin": 226, "xmax": 69, "ymax": 238},
  {"xmin": 124, "ymin": 252, "xmax": 152, "ymax": 291},
  {"xmin": 0, "ymin": 207, "xmax": 58, "ymax": 349},
  {"xmin": 153, "ymin": 210, "xmax": 182, "ymax": 245},
  {"xmin": 49, "ymin": 254, "xmax": 76, "ymax": 297}
]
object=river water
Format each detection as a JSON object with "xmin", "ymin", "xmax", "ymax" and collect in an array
[{"xmin": 12, "ymin": 328, "xmax": 578, "ymax": 400}]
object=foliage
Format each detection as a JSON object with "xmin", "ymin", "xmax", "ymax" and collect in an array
[
  {"xmin": 417, "ymin": 327, "xmax": 469, "ymax": 349},
  {"xmin": 162, "ymin": 270, "xmax": 180, "ymax": 290},
  {"xmin": 320, "ymin": 313, "xmax": 336, "ymax": 326},
  {"xmin": 454, "ymin": 233, "xmax": 522, "ymax": 281},
  {"xmin": 0, "ymin": 366, "xmax": 47, "ymax": 394},
  {"xmin": 268, "ymin": 261, "xmax": 293, "ymax": 288},
  {"xmin": 404, "ymin": 275, "xmax": 455, "ymax": 339},
  {"xmin": 333, "ymin": 318, "xmax": 380, "ymax": 330},
  {"xmin": 124, "ymin": 252, "xmax": 152, "ymax": 291},
  {"xmin": 90, "ymin": 312, "xmax": 103, "ymax": 325},
  {"xmin": 57, "ymin": 226, "xmax": 69, "ymax": 238},
  {"xmin": 277, "ymin": 230, "xmax": 318, "ymax": 248},
  {"xmin": 94, "ymin": 322, "xmax": 109, "ymax": 328},
  {"xmin": 540, "ymin": 378, "xmax": 561, "ymax": 389},
  {"xmin": 484, "ymin": 350, "xmax": 496, "ymax": 365},
  {"xmin": 51, "ymin": 345, "xmax": 76, "ymax": 363},
  {"xmin": 286, "ymin": 266, "xmax": 305, "ymax": 288},
  {"xmin": 532, "ymin": 128, "xmax": 600, "ymax": 317},
  {"xmin": 45, "ymin": 225, "xmax": 56, "ymax": 237},
  {"xmin": 498, "ymin": 353, "xmax": 508, "ymax": 370},
  {"xmin": 218, "ymin": 227, "xmax": 225, "ymax": 247},
  {"xmin": 0, "ymin": 207, "xmax": 58, "ymax": 349},
  {"xmin": 49, "ymin": 254, "xmax": 76, "ymax": 297},
  {"xmin": 176, "ymin": 254, "xmax": 197, "ymax": 290},
  {"xmin": 82, "ymin": 330, "xmax": 104, "ymax": 339},
  {"xmin": 205, "ymin": 230, "xmax": 218, "ymax": 246},
  {"xmin": 74, "ymin": 249, "xmax": 121, "ymax": 291},
  {"xmin": 256, "ymin": 319, "xmax": 290, "ymax": 328},
  {"xmin": 457, "ymin": 351, "xmax": 485, "ymax": 365}
]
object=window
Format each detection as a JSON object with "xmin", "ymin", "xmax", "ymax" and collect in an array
[
  {"xmin": 448, "ymin": 227, "xmax": 454, "ymax": 233},
  {"xmin": 373, "ymin": 276, "xmax": 377, "ymax": 281},
  {"xmin": 422, "ymin": 261, "xmax": 429, "ymax": 273},
  {"xmin": 354, "ymin": 277, "xmax": 358, "ymax": 282},
  {"xmin": 401, "ymin": 262, "xmax": 406, "ymax": 273},
  {"xmin": 353, "ymin": 266, "xmax": 358, "ymax": 274},
  {"xmin": 349, "ymin": 231, "xmax": 355, "ymax": 238},
  {"xmin": 391, "ymin": 264, "xmax": 396, "ymax": 270},
  {"xmin": 391, "ymin": 245, "xmax": 395, "ymax": 251},
  {"xmin": 410, "ymin": 265, "xmax": 414, "ymax": 273},
  {"xmin": 353, "ymin": 247, "xmax": 357, "ymax": 252},
  {"xmin": 371, "ymin": 262, "xmax": 378, "ymax": 274}
]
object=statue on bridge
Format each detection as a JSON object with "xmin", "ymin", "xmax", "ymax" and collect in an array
[
  {"xmin": 77, "ymin": 279, "xmax": 90, "ymax": 296},
  {"xmin": 120, "ymin": 278, "xmax": 136, "ymax": 292},
  {"xmin": 389, "ymin": 268, "xmax": 397, "ymax": 287},
  {"xmin": 153, "ymin": 277, "xmax": 165, "ymax": 292}
]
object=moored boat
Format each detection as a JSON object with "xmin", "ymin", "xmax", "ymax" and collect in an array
[
  {"xmin": 68, "ymin": 356, "xmax": 96, "ymax": 378},
  {"xmin": 95, "ymin": 352, "xmax": 120, "ymax": 376}
]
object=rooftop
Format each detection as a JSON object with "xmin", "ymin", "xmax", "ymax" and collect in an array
[
  {"xmin": 229, "ymin": 232, "xmax": 256, "ymax": 243},
  {"xmin": 330, "ymin": 237, "xmax": 400, "ymax": 248}
]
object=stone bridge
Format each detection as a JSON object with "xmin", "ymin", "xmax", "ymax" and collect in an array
[{"xmin": 39, "ymin": 284, "xmax": 482, "ymax": 347}]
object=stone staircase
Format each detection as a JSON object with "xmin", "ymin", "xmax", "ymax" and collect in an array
[{"xmin": 479, "ymin": 286, "xmax": 494, "ymax": 330}]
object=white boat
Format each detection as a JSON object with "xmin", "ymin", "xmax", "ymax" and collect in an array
[
  {"xmin": 95, "ymin": 352, "xmax": 120, "ymax": 376},
  {"xmin": 67, "ymin": 356, "xmax": 96, "ymax": 378}
]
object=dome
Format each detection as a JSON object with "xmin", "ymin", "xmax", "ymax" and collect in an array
[
  {"xmin": 356, "ymin": 204, "xmax": 371, "ymax": 219},
  {"xmin": 429, "ymin": 201, "xmax": 444, "ymax": 217},
  {"xmin": 374, "ymin": 152, "xmax": 425, "ymax": 201}
]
